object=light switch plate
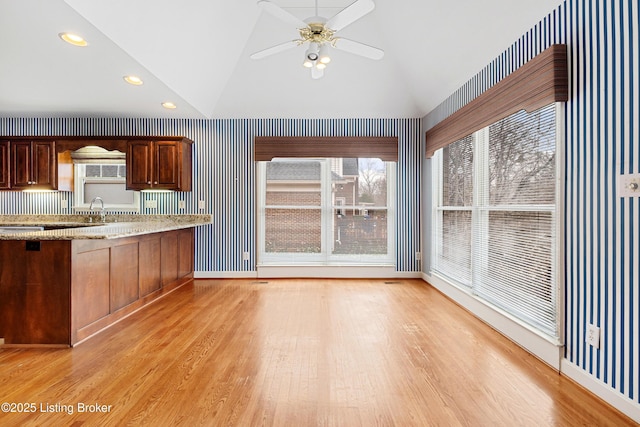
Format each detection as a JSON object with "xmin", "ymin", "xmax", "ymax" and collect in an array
[
  {"xmin": 145, "ymin": 200, "xmax": 157, "ymax": 209},
  {"xmin": 619, "ymin": 173, "xmax": 640, "ymax": 197}
]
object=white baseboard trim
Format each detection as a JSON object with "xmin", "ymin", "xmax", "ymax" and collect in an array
[
  {"xmin": 561, "ymin": 360, "xmax": 640, "ymax": 423},
  {"xmin": 195, "ymin": 268, "xmax": 424, "ymax": 279},
  {"xmin": 195, "ymin": 271, "xmax": 258, "ymax": 279},
  {"xmin": 423, "ymin": 272, "xmax": 563, "ymax": 370},
  {"xmin": 257, "ymin": 265, "xmax": 422, "ymax": 278}
]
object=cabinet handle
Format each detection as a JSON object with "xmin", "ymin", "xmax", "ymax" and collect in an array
[
  {"xmin": 154, "ymin": 181, "xmax": 158, "ymax": 184},
  {"xmin": 147, "ymin": 181, "xmax": 151, "ymax": 185}
]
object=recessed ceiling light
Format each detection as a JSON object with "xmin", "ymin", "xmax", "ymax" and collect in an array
[
  {"xmin": 123, "ymin": 75, "xmax": 143, "ymax": 86},
  {"xmin": 161, "ymin": 102, "xmax": 177, "ymax": 109},
  {"xmin": 59, "ymin": 32, "xmax": 87, "ymax": 47}
]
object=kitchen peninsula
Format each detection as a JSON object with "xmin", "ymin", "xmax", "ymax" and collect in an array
[{"xmin": 0, "ymin": 214, "xmax": 210, "ymax": 347}]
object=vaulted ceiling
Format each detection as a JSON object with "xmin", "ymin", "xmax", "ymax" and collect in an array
[{"xmin": 0, "ymin": 0, "xmax": 563, "ymax": 120}]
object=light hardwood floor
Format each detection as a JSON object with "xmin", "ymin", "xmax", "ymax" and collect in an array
[{"xmin": 0, "ymin": 279, "xmax": 636, "ymax": 426}]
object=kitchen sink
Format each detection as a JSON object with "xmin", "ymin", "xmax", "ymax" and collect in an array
[
  {"xmin": 0, "ymin": 226, "xmax": 45, "ymax": 234},
  {"xmin": 42, "ymin": 223, "xmax": 104, "ymax": 230}
]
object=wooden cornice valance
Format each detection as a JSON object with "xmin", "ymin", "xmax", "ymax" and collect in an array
[
  {"xmin": 254, "ymin": 136, "xmax": 398, "ymax": 161},
  {"xmin": 425, "ymin": 44, "xmax": 568, "ymax": 158}
]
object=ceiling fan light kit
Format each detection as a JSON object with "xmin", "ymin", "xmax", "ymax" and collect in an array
[
  {"xmin": 252, "ymin": 0, "xmax": 383, "ymax": 79},
  {"xmin": 305, "ymin": 43, "xmax": 320, "ymax": 62},
  {"xmin": 318, "ymin": 44, "xmax": 331, "ymax": 64}
]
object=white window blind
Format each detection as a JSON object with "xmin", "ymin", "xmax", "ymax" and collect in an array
[
  {"xmin": 433, "ymin": 104, "xmax": 559, "ymax": 338},
  {"xmin": 435, "ymin": 135, "xmax": 474, "ymax": 285}
]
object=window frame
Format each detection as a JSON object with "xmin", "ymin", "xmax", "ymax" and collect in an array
[
  {"xmin": 257, "ymin": 158, "xmax": 396, "ymax": 266},
  {"xmin": 73, "ymin": 163, "xmax": 140, "ymax": 213},
  {"xmin": 431, "ymin": 103, "xmax": 564, "ymax": 342}
]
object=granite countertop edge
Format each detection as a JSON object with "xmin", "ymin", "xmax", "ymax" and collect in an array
[{"xmin": 0, "ymin": 214, "xmax": 212, "ymax": 240}]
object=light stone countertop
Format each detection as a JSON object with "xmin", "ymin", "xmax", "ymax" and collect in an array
[{"xmin": 0, "ymin": 214, "xmax": 212, "ymax": 240}]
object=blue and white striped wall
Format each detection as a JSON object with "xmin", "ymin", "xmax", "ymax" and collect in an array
[
  {"xmin": 425, "ymin": 0, "xmax": 639, "ymax": 416},
  {"xmin": 0, "ymin": 117, "xmax": 422, "ymax": 274}
]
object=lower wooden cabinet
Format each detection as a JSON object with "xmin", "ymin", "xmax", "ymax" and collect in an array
[
  {"xmin": 0, "ymin": 228, "xmax": 195, "ymax": 346},
  {"xmin": 139, "ymin": 237, "xmax": 162, "ymax": 297},
  {"xmin": 0, "ymin": 240, "xmax": 71, "ymax": 344},
  {"xmin": 110, "ymin": 242, "xmax": 140, "ymax": 312}
]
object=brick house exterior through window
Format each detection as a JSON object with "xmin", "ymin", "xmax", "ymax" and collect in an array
[{"xmin": 257, "ymin": 157, "xmax": 395, "ymax": 265}]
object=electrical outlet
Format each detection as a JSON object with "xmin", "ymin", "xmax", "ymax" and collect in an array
[
  {"xmin": 618, "ymin": 173, "xmax": 640, "ymax": 197},
  {"xmin": 145, "ymin": 200, "xmax": 157, "ymax": 209},
  {"xmin": 243, "ymin": 252, "xmax": 250, "ymax": 261},
  {"xmin": 415, "ymin": 251, "xmax": 422, "ymax": 261},
  {"xmin": 178, "ymin": 200, "xmax": 186, "ymax": 209},
  {"xmin": 586, "ymin": 324, "xmax": 600, "ymax": 348},
  {"xmin": 198, "ymin": 200, "xmax": 206, "ymax": 210}
]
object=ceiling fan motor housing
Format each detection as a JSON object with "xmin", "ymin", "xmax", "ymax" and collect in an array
[{"xmin": 299, "ymin": 22, "xmax": 336, "ymax": 46}]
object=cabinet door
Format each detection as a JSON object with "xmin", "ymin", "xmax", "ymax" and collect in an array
[
  {"xmin": 178, "ymin": 228, "xmax": 194, "ymax": 278},
  {"xmin": 0, "ymin": 140, "xmax": 9, "ymax": 189},
  {"xmin": 154, "ymin": 141, "xmax": 180, "ymax": 189},
  {"xmin": 8, "ymin": 140, "xmax": 56, "ymax": 190},
  {"xmin": 139, "ymin": 237, "xmax": 162, "ymax": 296},
  {"xmin": 161, "ymin": 232, "xmax": 179, "ymax": 286},
  {"xmin": 10, "ymin": 140, "xmax": 32, "ymax": 188},
  {"xmin": 110, "ymin": 243, "xmax": 140, "ymax": 312},
  {"xmin": 126, "ymin": 140, "xmax": 153, "ymax": 190},
  {"xmin": 31, "ymin": 140, "xmax": 56, "ymax": 189}
]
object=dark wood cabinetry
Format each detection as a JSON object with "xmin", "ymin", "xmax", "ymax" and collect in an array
[
  {"xmin": 0, "ymin": 139, "xmax": 57, "ymax": 190},
  {"xmin": 0, "ymin": 228, "xmax": 195, "ymax": 346},
  {"xmin": 139, "ymin": 237, "xmax": 162, "ymax": 297},
  {"xmin": 0, "ymin": 136, "xmax": 193, "ymax": 192},
  {"xmin": 0, "ymin": 240, "xmax": 71, "ymax": 344},
  {"xmin": 126, "ymin": 138, "xmax": 192, "ymax": 191},
  {"xmin": 0, "ymin": 140, "xmax": 9, "ymax": 189}
]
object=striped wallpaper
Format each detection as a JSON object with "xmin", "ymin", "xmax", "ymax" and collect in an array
[
  {"xmin": 425, "ymin": 0, "xmax": 639, "ymax": 409},
  {"xmin": 0, "ymin": 117, "xmax": 422, "ymax": 273}
]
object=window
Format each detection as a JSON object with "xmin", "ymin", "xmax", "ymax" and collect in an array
[
  {"xmin": 72, "ymin": 146, "xmax": 140, "ymax": 212},
  {"xmin": 258, "ymin": 157, "xmax": 395, "ymax": 265},
  {"xmin": 432, "ymin": 104, "xmax": 560, "ymax": 338}
]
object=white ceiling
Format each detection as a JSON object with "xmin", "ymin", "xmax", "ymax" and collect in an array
[{"xmin": 0, "ymin": 0, "xmax": 564, "ymax": 120}]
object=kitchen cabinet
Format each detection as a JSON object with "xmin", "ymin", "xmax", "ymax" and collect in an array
[
  {"xmin": 0, "ymin": 227, "xmax": 195, "ymax": 346},
  {"xmin": 126, "ymin": 138, "xmax": 192, "ymax": 191},
  {"xmin": 0, "ymin": 140, "xmax": 9, "ymax": 189},
  {"xmin": 139, "ymin": 236, "xmax": 162, "ymax": 297},
  {"xmin": 10, "ymin": 140, "xmax": 57, "ymax": 190},
  {"xmin": 0, "ymin": 136, "xmax": 194, "ymax": 192}
]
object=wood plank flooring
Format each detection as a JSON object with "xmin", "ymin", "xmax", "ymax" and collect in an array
[{"xmin": 0, "ymin": 279, "xmax": 636, "ymax": 426}]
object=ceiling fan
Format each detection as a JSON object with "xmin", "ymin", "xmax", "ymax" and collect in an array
[{"xmin": 250, "ymin": 0, "xmax": 384, "ymax": 79}]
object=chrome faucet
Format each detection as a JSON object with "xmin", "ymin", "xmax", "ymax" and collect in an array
[{"xmin": 89, "ymin": 196, "xmax": 106, "ymax": 223}]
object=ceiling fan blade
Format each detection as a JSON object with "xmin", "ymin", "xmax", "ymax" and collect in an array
[
  {"xmin": 250, "ymin": 40, "xmax": 298, "ymax": 60},
  {"xmin": 333, "ymin": 38, "xmax": 384, "ymax": 60},
  {"xmin": 257, "ymin": 0, "xmax": 307, "ymax": 28},
  {"xmin": 326, "ymin": 0, "xmax": 375, "ymax": 31}
]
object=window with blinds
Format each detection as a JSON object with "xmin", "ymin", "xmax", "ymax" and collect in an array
[{"xmin": 432, "ymin": 104, "xmax": 559, "ymax": 338}]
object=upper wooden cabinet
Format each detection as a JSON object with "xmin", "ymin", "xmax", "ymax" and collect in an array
[
  {"xmin": 8, "ymin": 140, "xmax": 57, "ymax": 190},
  {"xmin": 0, "ymin": 140, "xmax": 9, "ymax": 190},
  {"xmin": 126, "ymin": 138, "xmax": 192, "ymax": 191},
  {"xmin": 0, "ymin": 136, "xmax": 193, "ymax": 192}
]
